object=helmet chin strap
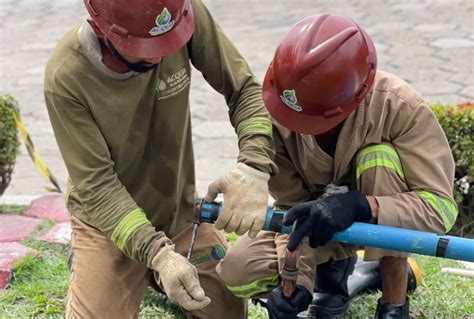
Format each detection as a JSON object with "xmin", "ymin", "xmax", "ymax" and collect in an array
[{"xmin": 104, "ymin": 38, "xmax": 158, "ymax": 73}]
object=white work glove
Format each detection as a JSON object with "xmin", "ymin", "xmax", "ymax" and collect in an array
[
  {"xmin": 204, "ymin": 162, "xmax": 270, "ymax": 238},
  {"xmin": 150, "ymin": 243, "xmax": 211, "ymax": 310}
]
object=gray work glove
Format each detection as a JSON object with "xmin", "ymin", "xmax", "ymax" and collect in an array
[
  {"xmin": 205, "ymin": 162, "xmax": 270, "ymax": 238},
  {"xmin": 148, "ymin": 241, "xmax": 211, "ymax": 310}
]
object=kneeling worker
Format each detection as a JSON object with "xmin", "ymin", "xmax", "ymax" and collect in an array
[{"xmin": 217, "ymin": 13, "xmax": 457, "ymax": 318}]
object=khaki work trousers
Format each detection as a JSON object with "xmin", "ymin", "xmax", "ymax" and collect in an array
[
  {"xmin": 66, "ymin": 216, "xmax": 246, "ymax": 319},
  {"xmin": 217, "ymin": 142, "xmax": 443, "ymax": 297}
]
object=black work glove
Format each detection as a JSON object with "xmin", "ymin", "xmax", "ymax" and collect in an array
[
  {"xmin": 283, "ymin": 191, "xmax": 372, "ymax": 251},
  {"xmin": 266, "ymin": 285, "xmax": 312, "ymax": 319}
]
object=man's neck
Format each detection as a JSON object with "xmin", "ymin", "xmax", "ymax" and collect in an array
[
  {"xmin": 313, "ymin": 122, "xmax": 344, "ymax": 158},
  {"xmin": 98, "ymin": 37, "xmax": 131, "ymax": 74}
]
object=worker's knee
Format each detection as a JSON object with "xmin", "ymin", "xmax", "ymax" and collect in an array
[
  {"xmin": 216, "ymin": 243, "xmax": 250, "ymax": 287},
  {"xmin": 363, "ymin": 247, "xmax": 408, "ymax": 261},
  {"xmin": 217, "ymin": 234, "xmax": 280, "ymax": 298}
]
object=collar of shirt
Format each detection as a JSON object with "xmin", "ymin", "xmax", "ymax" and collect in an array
[{"xmin": 77, "ymin": 21, "xmax": 138, "ymax": 81}]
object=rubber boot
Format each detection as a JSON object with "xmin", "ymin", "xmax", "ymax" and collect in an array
[
  {"xmin": 307, "ymin": 256, "xmax": 357, "ymax": 318},
  {"xmin": 375, "ymin": 298, "xmax": 409, "ymax": 319},
  {"xmin": 299, "ymin": 255, "xmax": 421, "ymax": 318},
  {"xmin": 347, "ymin": 256, "xmax": 421, "ymax": 297}
]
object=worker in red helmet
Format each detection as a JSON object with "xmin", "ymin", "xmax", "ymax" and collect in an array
[
  {"xmin": 217, "ymin": 14, "xmax": 457, "ymax": 318},
  {"xmin": 44, "ymin": 0, "xmax": 277, "ymax": 317}
]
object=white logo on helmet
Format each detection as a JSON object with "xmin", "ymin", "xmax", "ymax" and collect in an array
[
  {"xmin": 149, "ymin": 7, "xmax": 175, "ymax": 36},
  {"xmin": 280, "ymin": 89, "xmax": 302, "ymax": 112}
]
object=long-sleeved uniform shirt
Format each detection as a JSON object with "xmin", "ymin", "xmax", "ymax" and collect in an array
[
  {"xmin": 44, "ymin": 0, "xmax": 276, "ymax": 263},
  {"xmin": 269, "ymin": 70, "xmax": 457, "ymax": 234}
]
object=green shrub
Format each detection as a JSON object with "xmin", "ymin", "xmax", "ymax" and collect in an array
[
  {"xmin": 431, "ymin": 102, "xmax": 473, "ymax": 237},
  {"xmin": 0, "ymin": 94, "xmax": 20, "ymax": 195}
]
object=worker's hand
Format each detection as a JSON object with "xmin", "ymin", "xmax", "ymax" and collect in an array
[
  {"xmin": 204, "ymin": 163, "xmax": 269, "ymax": 238},
  {"xmin": 266, "ymin": 285, "xmax": 312, "ymax": 319},
  {"xmin": 283, "ymin": 191, "xmax": 372, "ymax": 251},
  {"xmin": 148, "ymin": 241, "xmax": 211, "ymax": 310}
]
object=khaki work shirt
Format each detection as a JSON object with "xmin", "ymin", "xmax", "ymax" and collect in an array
[{"xmin": 269, "ymin": 71, "xmax": 456, "ymax": 233}]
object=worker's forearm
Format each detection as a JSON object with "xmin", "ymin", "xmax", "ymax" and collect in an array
[{"xmin": 238, "ymin": 134, "xmax": 277, "ymax": 174}]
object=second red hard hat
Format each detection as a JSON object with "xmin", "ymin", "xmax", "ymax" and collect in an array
[{"xmin": 263, "ymin": 14, "xmax": 377, "ymax": 135}]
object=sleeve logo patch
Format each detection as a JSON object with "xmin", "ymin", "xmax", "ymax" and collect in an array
[{"xmin": 210, "ymin": 244, "xmax": 226, "ymax": 261}]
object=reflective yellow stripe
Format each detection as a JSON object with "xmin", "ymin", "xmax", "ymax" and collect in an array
[
  {"xmin": 111, "ymin": 208, "xmax": 151, "ymax": 250},
  {"xmin": 356, "ymin": 158, "xmax": 405, "ymax": 179},
  {"xmin": 416, "ymin": 191, "xmax": 457, "ymax": 232},
  {"xmin": 227, "ymin": 274, "xmax": 279, "ymax": 298},
  {"xmin": 236, "ymin": 117, "xmax": 272, "ymax": 138},
  {"xmin": 357, "ymin": 144, "xmax": 399, "ymax": 160},
  {"xmin": 356, "ymin": 145, "xmax": 404, "ymax": 179}
]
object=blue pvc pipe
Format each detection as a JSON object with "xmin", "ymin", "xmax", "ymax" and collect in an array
[
  {"xmin": 199, "ymin": 202, "xmax": 474, "ymax": 262},
  {"xmin": 332, "ymin": 222, "xmax": 474, "ymax": 262}
]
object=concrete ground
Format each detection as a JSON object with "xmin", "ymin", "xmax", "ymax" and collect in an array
[{"xmin": 0, "ymin": 0, "xmax": 473, "ymax": 203}]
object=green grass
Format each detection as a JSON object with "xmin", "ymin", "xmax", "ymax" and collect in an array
[
  {"xmin": 0, "ymin": 215, "xmax": 68, "ymax": 318},
  {"xmin": 347, "ymin": 256, "xmax": 474, "ymax": 318},
  {"xmin": 0, "ymin": 204, "xmax": 27, "ymax": 215},
  {"xmin": 0, "ymin": 242, "xmax": 69, "ymax": 318},
  {"xmin": 1, "ymin": 219, "xmax": 472, "ymax": 318},
  {"xmin": 224, "ymin": 231, "xmax": 239, "ymax": 245},
  {"xmin": 139, "ymin": 288, "xmax": 186, "ymax": 318}
]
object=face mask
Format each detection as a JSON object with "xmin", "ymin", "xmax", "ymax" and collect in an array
[{"xmin": 105, "ymin": 39, "xmax": 158, "ymax": 73}]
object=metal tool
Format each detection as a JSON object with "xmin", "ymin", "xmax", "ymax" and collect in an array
[
  {"xmin": 186, "ymin": 199, "xmax": 207, "ymax": 260},
  {"xmin": 186, "ymin": 223, "xmax": 199, "ymax": 260},
  {"xmin": 281, "ymin": 248, "xmax": 300, "ymax": 299},
  {"xmin": 195, "ymin": 199, "xmax": 474, "ymax": 262}
]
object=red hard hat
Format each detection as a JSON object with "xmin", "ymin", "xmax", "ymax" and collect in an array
[
  {"xmin": 263, "ymin": 14, "xmax": 377, "ymax": 135},
  {"xmin": 84, "ymin": 0, "xmax": 194, "ymax": 59}
]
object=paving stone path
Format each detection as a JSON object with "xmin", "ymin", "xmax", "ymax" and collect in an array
[{"xmin": 0, "ymin": 194, "xmax": 71, "ymax": 288}]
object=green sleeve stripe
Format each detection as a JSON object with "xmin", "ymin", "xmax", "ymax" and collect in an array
[
  {"xmin": 226, "ymin": 274, "xmax": 280, "ymax": 298},
  {"xmin": 416, "ymin": 191, "xmax": 458, "ymax": 232},
  {"xmin": 111, "ymin": 208, "xmax": 151, "ymax": 250},
  {"xmin": 236, "ymin": 117, "xmax": 273, "ymax": 138},
  {"xmin": 356, "ymin": 144, "xmax": 400, "ymax": 162},
  {"xmin": 356, "ymin": 145, "xmax": 405, "ymax": 180},
  {"xmin": 356, "ymin": 157, "xmax": 405, "ymax": 180}
]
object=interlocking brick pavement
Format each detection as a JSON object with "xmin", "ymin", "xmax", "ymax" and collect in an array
[
  {"xmin": 0, "ymin": 215, "xmax": 42, "ymax": 242},
  {"xmin": 39, "ymin": 222, "xmax": 72, "ymax": 245},
  {"xmin": 25, "ymin": 193, "xmax": 70, "ymax": 222}
]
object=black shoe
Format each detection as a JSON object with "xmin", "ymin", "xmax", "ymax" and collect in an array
[
  {"xmin": 375, "ymin": 298, "xmax": 409, "ymax": 319},
  {"xmin": 308, "ymin": 256, "xmax": 357, "ymax": 317},
  {"xmin": 307, "ymin": 293, "xmax": 349, "ymax": 318}
]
